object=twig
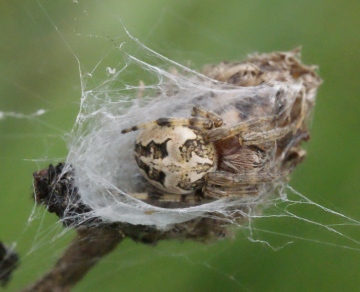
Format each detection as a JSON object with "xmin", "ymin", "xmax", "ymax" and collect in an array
[
  {"xmin": 0, "ymin": 242, "xmax": 19, "ymax": 287},
  {"xmin": 27, "ymin": 163, "xmax": 237, "ymax": 291}
]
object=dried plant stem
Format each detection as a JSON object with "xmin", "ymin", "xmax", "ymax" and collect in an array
[
  {"xmin": 28, "ymin": 162, "xmax": 239, "ymax": 291},
  {"xmin": 22, "ymin": 227, "xmax": 124, "ymax": 292}
]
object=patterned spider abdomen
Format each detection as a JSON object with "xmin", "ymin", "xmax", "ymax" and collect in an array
[{"xmin": 134, "ymin": 125, "xmax": 217, "ymax": 194}]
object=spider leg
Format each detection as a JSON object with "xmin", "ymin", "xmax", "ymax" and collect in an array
[
  {"xmin": 206, "ymin": 115, "xmax": 277, "ymax": 141},
  {"xmin": 206, "ymin": 116, "xmax": 294, "ymax": 145},
  {"xmin": 191, "ymin": 106, "xmax": 223, "ymax": 127},
  {"xmin": 240, "ymin": 125, "xmax": 293, "ymax": 145},
  {"xmin": 207, "ymin": 170, "xmax": 287, "ymax": 186},
  {"xmin": 121, "ymin": 117, "xmax": 214, "ymax": 134},
  {"xmin": 202, "ymin": 170, "xmax": 288, "ymax": 199},
  {"xmin": 203, "ymin": 184, "xmax": 259, "ymax": 199},
  {"xmin": 121, "ymin": 192, "xmax": 208, "ymax": 207}
]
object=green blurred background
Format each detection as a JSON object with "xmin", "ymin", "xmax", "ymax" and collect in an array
[{"xmin": 1, "ymin": 0, "xmax": 360, "ymax": 291}]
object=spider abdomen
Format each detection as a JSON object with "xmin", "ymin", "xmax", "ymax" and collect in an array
[{"xmin": 134, "ymin": 125, "xmax": 217, "ymax": 194}]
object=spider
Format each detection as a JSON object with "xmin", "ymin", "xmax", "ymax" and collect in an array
[{"xmin": 121, "ymin": 105, "xmax": 293, "ymax": 204}]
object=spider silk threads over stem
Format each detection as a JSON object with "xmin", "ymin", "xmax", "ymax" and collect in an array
[{"xmin": 22, "ymin": 227, "xmax": 124, "ymax": 292}]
